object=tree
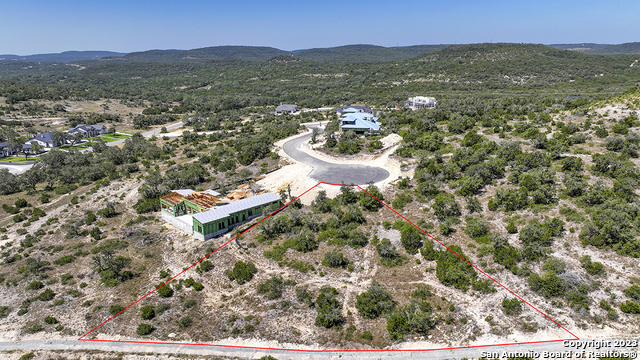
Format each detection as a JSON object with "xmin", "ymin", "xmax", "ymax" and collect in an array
[
  {"xmin": 21, "ymin": 169, "xmax": 42, "ymax": 193},
  {"xmin": 141, "ymin": 305, "xmax": 155, "ymax": 320},
  {"xmin": 31, "ymin": 142, "xmax": 42, "ymax": 156},
  {"xmin": 431, "ymin": 193, "xmax": 460, "ymax": 221},
  {"xmin": 355, "ymin": 282, "xmax": 395, "ymax": 319},
  {"xmin": 226, "ymin": 261, "xmax": 257, "ymax": 285},
  {"xmin": 69, "ymin": 132, "xmax": 84, "ymax": 147},
  {"xmin": 322, "ymin": 251, "xmax": 349, "ymax": 268},
  {"xmin": 0, "ymin": 169, "xmax": 21, "ymax": 195},
  {"xmin": 51, "ymin": 132, "xmax": 66, "ymax": 147},
  {"xmin": 400, "ymin": 225, "xmax": 423, "ymax": 254},
  {"xmin": 311, "ymin": 190, "xmax": 332, "ymax": 213},
  {"xmin": 359, "ymin": 184, "xmax": 384, "ymax": 211},
  {"xmin": 315, "ymin": 286, "xmax": 344, "ymax": 328},
  {"xmin": 25, "ymin": 257, "xmax": 50, "ymax": 276},
  {"xmin": 338, "ymin": 184, "xmax": 358, "ymax": 204}
]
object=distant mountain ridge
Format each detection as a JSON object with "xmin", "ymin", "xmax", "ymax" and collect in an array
[
  {"xmin": 0, "ymin": 51, "xmax": 126, "ymax": 62},
  {"xmin": 119, "ymin": 46, "xmax": 291, "ymax": 62},
  {"xmin": 2, "ymin": 42, "xmax": 639, "ymax": 64}
]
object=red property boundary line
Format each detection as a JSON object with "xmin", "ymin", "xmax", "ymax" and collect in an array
[{"xmin": 78, "ymin": 182, "xmax": 579, "ymax": 353}]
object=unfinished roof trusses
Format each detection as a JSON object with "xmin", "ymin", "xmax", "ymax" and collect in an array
[{"xmin": 161, "ymin": 192, "xmax": 228, "ymax": 209}]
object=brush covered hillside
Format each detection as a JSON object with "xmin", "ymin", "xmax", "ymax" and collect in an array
[
  {"xmin": 0, "ymin": 43, "xmax": 639, "ymax": 112},
  {"xmin": 293, "ymin": 44, "xmax": 449, "ymax": 63},
  {"xmin": 551, "ymin": 42, "xmax": 640, "ymax": 55}
]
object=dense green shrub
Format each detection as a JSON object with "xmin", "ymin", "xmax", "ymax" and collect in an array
[
  {"xmin": 257, "ymin": 275, "xmax": 285, "ymax": 300},
  {"xmin": 44, "ymin": 316, "xmax": 58, "ymax": 324},
  {"xmin": 226, "ymin": 261, "xmax": 257, "ymax": 285},
  {"xmin": 528, "ymin": 272, "xmax": 565, "ymax": 298},
  {"xmin": 620, "ymin": 301, "xmax": 640, "ymax": 314},
  {"xmin": 359, "ymin": 185, "xmax": 384, "ymax": 211},
  {"xmin": 37, "ymin": 289, "xmax": 56, "ymax": 302},
  {"xmin": 386, "ymin": 300, "xmax": 434, "ymax": 341},
  {"xmin": 53, "ymin": 255, "xmax": 76, "ymax": 266},
  {"xmin": 156, "ymin": 283, "xmax": 174, "ymax": 298},
  {"xmin": 141, "ymin": 305, "xmax": 155, "ymax": 320},
  {"xmin": 355, "ymin": 282, "xmax": 395, "ymax": 319},
  {"xmin": 315, "ymin": 286, "xmax": 344, "ymax": 328},
  {"xmin": 431, "ymin": 193, "xmax": 460, "ymax": 221},
  {"xmin": 400, "ymin": 224, "xmax": 423, "ymax": 254},
  {"xmin": 580, "ymin": 255, "xmax": 605, "ymax": 276},
  {"xmin": 196, "ymin": 260, "xmax": 214, "ymax": 273},
  {"xmin": 464, "ymin": 217, "xmax": 490, "ymax": 239},
  {"xmin": 624, "ymin": 285, "xmax": 640, "ymax": 301},
  {"xmin": 136, "ymin": 323, "xmax": 155, "ymax": 335},
  {"xmin": 179, "ymin": 317, "xmax": 193, "ymax": 328},
  {"xmin": 376, "ymin": 238, "xmax": 406, "ymax": 267},
  {"xmin": 109, "ymin": 305, "xmax": 125, "ymax": 315},
  {"xmin": 322, "ymin": 251, "xmax": 349, "ymax": 268},
  {"xmin": 25, "ymin": 281, "xmax": 44, "ymax": 290},
  {"xmin": 542, "ymin": 258, "xmax": 566, "ymax": 274},
  {"xmin": 435, "ymin": 245, "xmax": 476, "ymax": 290},
  {"xmin": 502, "ymin": 298, "xmax": 523, "ymax": 315}
]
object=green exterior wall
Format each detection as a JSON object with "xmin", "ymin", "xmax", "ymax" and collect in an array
[{"xmin": 196, "ymin": 199, "xmax": 281, "ymax": 237}]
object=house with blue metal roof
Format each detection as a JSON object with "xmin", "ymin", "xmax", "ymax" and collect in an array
[
  {"xmin": 335, "ymin": 105, "xmax": 373, "ymax": 115},
  {"xmin": 340, "ymin": 112, "xmax": 380, "ymax": 133}
]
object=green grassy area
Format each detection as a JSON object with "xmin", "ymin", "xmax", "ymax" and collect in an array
[
  {"xmin": 59, "ymin": 144, "xmax": 91, "ymax": 151},
  {"xmin": 0, "ymin": 156, "xmax": 33, "ymax": 163},
  {"xmin": 106, "ymin": 133, "xmax": 131, "ymax": 140},
  {"xmin": 87, "ymin": 134, "xmax": 131, "ymax": 142}
]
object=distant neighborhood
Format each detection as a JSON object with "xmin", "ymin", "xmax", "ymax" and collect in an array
[
  {"xmin": 276, "ymin": 96, "xmax": 435, "ymax": 135},
  {"xmin": 1, "ymin": 124, "xmax": 110, "ymax": 159}
]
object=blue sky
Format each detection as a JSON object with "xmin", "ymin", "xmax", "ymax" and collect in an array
[{"xmin": 1, "ymin": 0, "xmax": 638, "ymax": 55}]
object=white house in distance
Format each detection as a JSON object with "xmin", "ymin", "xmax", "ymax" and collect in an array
[
  {"xmin": 26, "ymin": 132, "xmax": 61, "ymax": 148},
  {"xmin": 275, "ymin": 104, "xmax": 298, "ymax": 115},
  {"xmin": 405, "ymin": 96, "xmax": 437, "ymax": 110}
]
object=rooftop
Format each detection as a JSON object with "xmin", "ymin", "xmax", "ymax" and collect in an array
[
  {"xmin": 192, "ymin": 193, "xmax": 281, "ymax": 223},
  {"xmin": 161, "ymin": 191, "xmax": 228, "ymax": 208}
]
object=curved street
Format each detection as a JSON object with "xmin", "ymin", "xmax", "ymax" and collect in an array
[{"xmin": 282, "ymin": 126, "xmax": 389, "ymax": 185}]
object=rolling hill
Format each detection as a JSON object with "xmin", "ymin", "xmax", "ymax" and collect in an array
[
  {"xmin": 118, "ymin": 46, "xmax": 292, "ymax": 62},
  {"xmin": 0, "ymin": 51, "xmax": 126, "ymax": 62}
]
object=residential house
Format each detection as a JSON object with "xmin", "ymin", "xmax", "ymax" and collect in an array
[
  {"xmin": 275, "ymin": 104, "xmax": 298, "ymax": 115},
  {"xmin": 0, "ymin": 142, "xmax": 12, "ymax": 158},
  {"xmin": 26, "ymin": 132, "xmax": 64, "ymax": 148},
  {"xmin": 336, "ymin": 105, "xmax": 373, "ymax": 115},
  {"xmin": 160, "ymin": 190, "xmax": 281, "ymax": 241},
  {"xmin": 340, "ymin": 112, "xmax": 380, "ymax": 133},
  {"xmin": 67, "ymin": 124, "xmax": 108, "ymax": 138},
  {"xmin": 191, "ymin": 193, "xmax": 281, "ymax": 240},
  {"xmin": 405, "ymin": 96, "xmax": 437, "ymax": 110}
]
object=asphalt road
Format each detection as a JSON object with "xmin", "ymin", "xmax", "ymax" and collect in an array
[
  {"xmin": 282, "ymin": 127, "xmax": 390, "ymax": 185},
  {"xmin": 0, "ymin": 162, "xmax": 34, "ymax": 174},
  {"xmin": 0, "ymin": 338, "xmax": 636, "ymax": 359}
]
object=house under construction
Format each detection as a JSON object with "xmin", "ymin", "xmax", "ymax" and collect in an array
[{"xmin": 160, "ymin": 189, "xmax": 281, "ymax": 240}]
